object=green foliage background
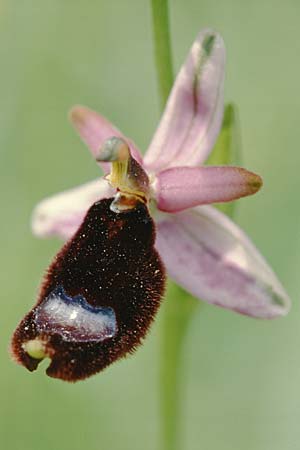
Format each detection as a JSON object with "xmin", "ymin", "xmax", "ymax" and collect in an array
[{"xmin": 0, "ymin": 1, "xmax": 299, "ymax": 449}]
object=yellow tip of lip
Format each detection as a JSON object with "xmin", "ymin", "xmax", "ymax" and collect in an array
[{"xmin": 22, "ymin": 339, "xmax": 47, "ymax": 360}]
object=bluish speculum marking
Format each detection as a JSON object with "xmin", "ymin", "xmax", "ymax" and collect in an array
[{"xmin": 34, "ymin": 286, "xmax": 117, "ymax": 342}]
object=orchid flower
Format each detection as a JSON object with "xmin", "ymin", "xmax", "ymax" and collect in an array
[{"xmin": 31, "ymin": 29, "xmax": 290, "ymax": 320}]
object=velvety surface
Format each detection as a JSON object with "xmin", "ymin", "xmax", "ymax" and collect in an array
[
  {"xmin": 1, "ymin": 1, "xmax": 299, "ymax": 450},
  {"xmin": 12, "ymin": 199, "xmax": 164, "ymax": 381}
]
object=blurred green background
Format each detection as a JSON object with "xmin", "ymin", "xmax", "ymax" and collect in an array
[{"xmin": 1, "ymin": 1, "xmax": 299, "ymax": 449}]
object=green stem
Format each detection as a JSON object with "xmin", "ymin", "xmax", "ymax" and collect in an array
[
  {"xmin": 150, "ymin": 4, "xmax": 240, "ymax": 450},
  {"xmin": 151, "ymin": 0, "xmax": 174, "ymax": 107},
  {"xmin": 159, "ymin": 284, "xmax": 198, "ymax": 450},
  {"xmin": 150, "ymin": 6, "xmax": 241, "ymax": 450},
  {"xmin": 151, "ymin": 2, "xmax": 196, "ymax": 449}
]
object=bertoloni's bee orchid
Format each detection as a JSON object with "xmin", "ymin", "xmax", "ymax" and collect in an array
[{"xmin": 11, "ymin": 29, "xmax": 290, "ymax": 382}]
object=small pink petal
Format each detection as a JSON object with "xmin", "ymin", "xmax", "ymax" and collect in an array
[
  {"xmin": 155, "ymin": 206, "xmax": 290, "ymax": 318},
  {"xmin": 144, "ymin": 29, "xmax": 225, "ymax": 172},
  {"xmin": 31, "ymin": 178, "xmax": 114, "ymax": 240},
  {"xmin": 69, "ymin": 105, "xmax": 143, "ymax": 172},
  {"xmin": 155, "ymin": 166, "xmax": 262, "ymax": 213}
]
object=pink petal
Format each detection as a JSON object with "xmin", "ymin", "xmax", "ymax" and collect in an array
[
  {"xmin": 155, "ymin": 166, "xmax": 262, "ymax": 213},
  {"xmin": 155, "ymin": 206, "xmax": 290, "ymax": 318},
  {"xmin": 144, "ymin": 29, "xmax": 225, "ymax": 172},
  {"xmin": 31, "ymin": 178, "xmax": 114, "ymax": 240},
  {"xmin": 69, "ymin": 105, "xmax": 143, "ymax": 172}
]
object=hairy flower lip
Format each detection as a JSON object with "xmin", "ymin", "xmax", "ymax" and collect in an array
[
  {"xmin": 29, "ymin": 29, "xmax": 290, "ymax": 319},
  {"xmin": 13, "ymin": 199, "xmax": 166, "ymax": 381}
]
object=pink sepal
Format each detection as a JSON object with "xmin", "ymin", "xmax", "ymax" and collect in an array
[
  {"xmin": 32, "ymin": 178, "xmax": 114, "ymax": 239},
  {"xmin": 70, "ymin": 105, "xmax": 143, "ymax": 172},
  {"xmin": 144, "ymin": 29, "xmax": 225, "ymax": 172},
  {"xmin": 155, "ymin": 205, "xmax": 290, "ymax": 318},
  {"xmin": 155, "ymin": 166, "xmax": 262, "ymax": 212}
]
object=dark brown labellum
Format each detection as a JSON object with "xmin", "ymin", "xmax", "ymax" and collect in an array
[{"xmin": 11, "ymin": 198, "xmax": 165, "ymax": 381}]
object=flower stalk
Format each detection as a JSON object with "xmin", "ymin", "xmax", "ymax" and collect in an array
[
  {"xmin": 151, "ymin": 0, "xmax": 174, "ymax": 110},
  {"xmin": 150, "ymin": 5, "xmax": 240, "ymax": 450},
  {"xmin": 159, "ymin": 285, "xmax": 198, "ymax": 450},
  {"xmin": 151, "ymin": 1, "xmax": 197, "ymax": 449}
]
